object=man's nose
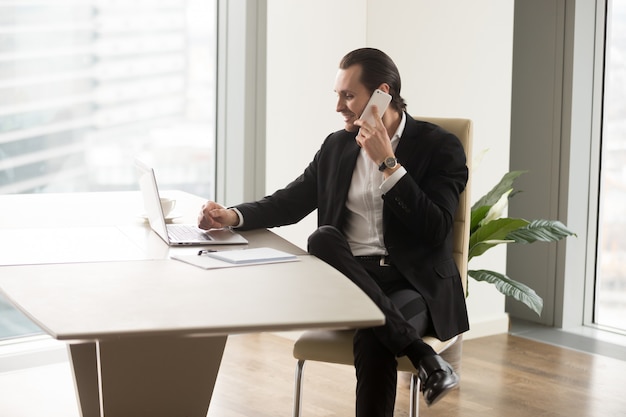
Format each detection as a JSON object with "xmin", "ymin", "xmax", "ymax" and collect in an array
[{"xmin": 336, "ymin": 98, "xmax": 345, "ymax": 112}]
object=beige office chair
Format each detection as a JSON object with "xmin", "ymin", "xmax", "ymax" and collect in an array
[{"xmin": 292, "ymin": 117, "xmax": 472, "ymax": 417}]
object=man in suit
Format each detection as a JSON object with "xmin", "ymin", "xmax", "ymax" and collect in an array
[{"xmin": 198, "ymin": 47, "xmax": 469, "ymax": 417}]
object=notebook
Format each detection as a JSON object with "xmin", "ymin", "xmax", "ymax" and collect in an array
[
  {"xmin": 204, "ymin": 247, "xmax": 297, "ymax": 264},
  {"xmin": 171, "ymin": 247, "xmax": 298, "ymax": 270},
  {"xmin": 135, "ymin": 159, "xmax": 248, "ymax": 246}
]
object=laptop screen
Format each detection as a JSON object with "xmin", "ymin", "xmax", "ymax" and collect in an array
[{"xmin": 135, "ymin": 159, "xmax": 170, "ymax": 243}]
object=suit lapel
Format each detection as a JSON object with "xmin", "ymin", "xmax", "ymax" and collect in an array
[
  {"xmin": 338, "ymin": 137, "xmax": 361, "ymax": 183},
  {"xmin": 329, "ymin": 132, "xmax": 360, "ymax": 228},
  {"xmin": 395, "ymin": 113, "xmax": 421, "ymax": 168}
]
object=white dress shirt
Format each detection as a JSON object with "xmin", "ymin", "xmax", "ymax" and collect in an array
[
  {"xmin": 232, "ymin": 113, "xmax": 408, "ymax": 246},
  {"xmin": 344, "ymin": 112, "xmax": 407, "ymax": 256}
]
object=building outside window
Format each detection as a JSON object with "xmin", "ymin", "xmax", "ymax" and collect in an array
[{"xmin": 0, "ymin": 0, "xmax": 218, "ymax": 341}]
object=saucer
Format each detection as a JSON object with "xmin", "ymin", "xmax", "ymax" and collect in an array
[{"xmin": 139, "ymin": 212, "xmax": 182, "ymax": 222}]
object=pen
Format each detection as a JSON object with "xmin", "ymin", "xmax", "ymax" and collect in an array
[{"xmin": 197, "ymin": 249, "xmax": 218, "ymax": 256}]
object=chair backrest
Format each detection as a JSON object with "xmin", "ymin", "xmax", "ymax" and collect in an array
[{"xmin": 415, "ymin": 117, "xmax": 472, "ymax": 294}]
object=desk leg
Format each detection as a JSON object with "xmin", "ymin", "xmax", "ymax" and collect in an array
[
  {"xmin": 68, "ymin": 335, "xmax": 228, "ymax": 417},
  {"xmin": 68, "ymin": 342, "xmax": 101, "ymax": 417}
]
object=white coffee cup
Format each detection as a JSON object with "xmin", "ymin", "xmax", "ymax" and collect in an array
[{"xmin": 160, "ymin": 197, "xmax": 176, "ymax": 217}]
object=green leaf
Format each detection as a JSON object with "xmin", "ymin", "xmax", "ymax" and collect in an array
[
  {"xmin": 471, "ymin": 170, "xmax": 527, "ymax": 212},
  {"xmin": 470, "ymin": 205, "xmax": 491, "ymax": 234},
  {"xmin": 505, "ymin": 219, "xmax": 577, "ymax": 244},
  {"xmin": 468, "ymin": 269, "xmax": 543, "ymax": 316},
  {"xmin": 469, "ymin": 217, "xmax": 529, "ymax": 260}
]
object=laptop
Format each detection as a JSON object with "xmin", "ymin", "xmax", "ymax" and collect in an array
[{"xmin": 135, "ymin": 159, "xmax": 248, "ymax": 246}]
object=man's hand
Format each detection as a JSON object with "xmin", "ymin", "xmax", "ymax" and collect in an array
[
  {"xmin": 197, "ymin": 201, "xmax": 239, "ymax": 230},
  {"xmin": 353, "ymin": 105, "xmax": 394, "ymax": 166}
]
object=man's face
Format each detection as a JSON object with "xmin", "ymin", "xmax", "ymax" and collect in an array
[{"xmin": 334, "ymin": 65, "xmax": 372, "ymax": 132}]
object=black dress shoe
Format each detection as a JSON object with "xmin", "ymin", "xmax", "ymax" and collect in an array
[{"xmin": 418, "ymin": 354, "xmax": 459, "ymax": 406}]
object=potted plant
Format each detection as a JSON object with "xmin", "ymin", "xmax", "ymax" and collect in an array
[{"xmin": 468, "ymin": 170, "xmax": 576, "ymax": 316}]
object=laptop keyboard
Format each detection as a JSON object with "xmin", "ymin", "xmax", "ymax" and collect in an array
[{"xmin": 167, "ymin": 224, "xmax": 213, "ymax": 242}]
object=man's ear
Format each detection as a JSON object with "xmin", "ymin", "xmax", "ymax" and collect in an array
[{"xmin": 377, "ymin": 83, "xmax": 391, "ymax": 94}]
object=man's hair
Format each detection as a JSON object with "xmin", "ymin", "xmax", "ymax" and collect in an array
[{"xmin": 339, "ymin": 48, "xmax": 407, "ymax": 113}]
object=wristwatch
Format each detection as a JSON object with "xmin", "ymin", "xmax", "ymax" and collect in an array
[{"xmin": 378, "ymin": 156, "xmax": 398, "ymax": 172}]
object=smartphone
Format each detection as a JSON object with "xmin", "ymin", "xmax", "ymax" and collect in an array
[{"xmin": 359, "ymin": 89, "xmax": 392, "ymax": 125}]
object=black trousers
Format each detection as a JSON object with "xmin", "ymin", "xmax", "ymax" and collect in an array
[{"xmin": 307, "ymin": 226, "xmax": 435, "ymax": 417}]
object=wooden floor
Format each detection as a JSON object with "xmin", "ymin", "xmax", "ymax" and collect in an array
[
  {"xmin": 208, "ymin": 332, "xmax": 626, "ymax": 417},
  {"xmin": 1, "ymin": 332, "xmax": 624, "ymax": 416}
]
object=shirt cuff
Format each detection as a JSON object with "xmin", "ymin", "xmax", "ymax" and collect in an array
[
  {"xmin": 380, "ymin": 166, "xmax": 407, "ymax": 194},
  {"xmin": 230, "ymin": 207, "xmax": 244, "ymax": 228}
]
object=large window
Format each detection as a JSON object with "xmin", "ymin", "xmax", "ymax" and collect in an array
[
  {"xmin": 0, "ymin": 0, "xmax": 217, "ymax": 195},
  {"xmin": 595, "ymin": 0, "xmax": 626, "ymax": 333},
  {"xmin": 0, "ymin": 0, "xmax": 217, "ymax": 340}
]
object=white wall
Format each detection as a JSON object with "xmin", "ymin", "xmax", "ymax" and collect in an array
[
  {"xmin": 265, "ymin": 0, "xmax": 367, "ymax": 248},
  {"xmin": 266, "ymin": 0, "xmax": 513, "ymax": 338}
]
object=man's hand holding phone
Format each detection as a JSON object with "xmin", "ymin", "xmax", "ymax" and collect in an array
[{"xmin": 355, "ymin": 89, "xmax": 395, "ymax": 164}]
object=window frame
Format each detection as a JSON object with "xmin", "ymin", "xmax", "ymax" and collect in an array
[
  {"xmin": 584, "ymin": 0, "xmax": 626, "ymax": 333},
  {"xmin": 216, "ymin": 0, "xmax": 267, "ymax": 206}
]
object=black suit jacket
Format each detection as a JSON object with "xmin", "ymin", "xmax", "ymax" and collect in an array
[{"xmin": 235, "ymin": 113, "xmax": 470, "ymax": 340}]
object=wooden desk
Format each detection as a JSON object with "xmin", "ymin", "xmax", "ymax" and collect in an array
[{"xmin": 0, "ymin": 192, "xmax": 384, "ymax": 417}]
